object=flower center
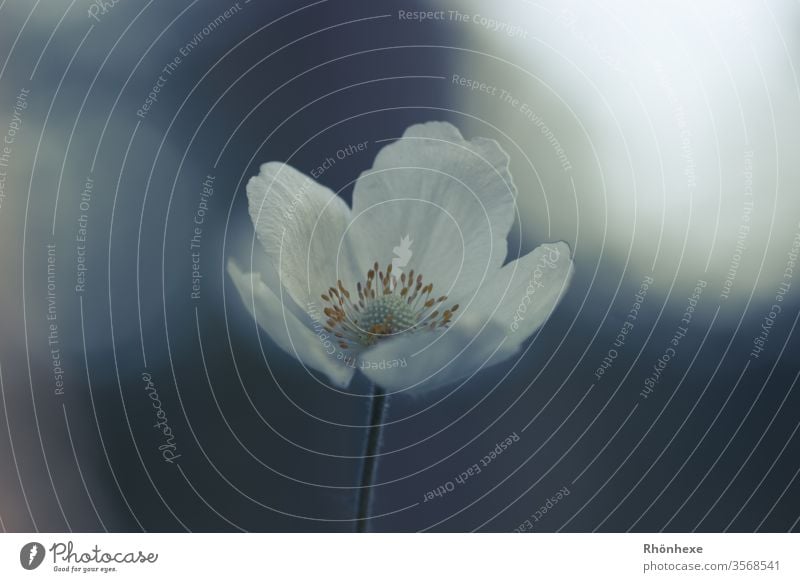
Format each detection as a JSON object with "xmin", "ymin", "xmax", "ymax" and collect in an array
[{"xmin": 320, "ymin": 261, "xmax": 459, "ymax": 349}]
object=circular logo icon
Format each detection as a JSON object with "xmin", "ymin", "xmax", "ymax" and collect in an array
[{"xmin": 19, "ymin": 542, "xmax": 45, "ymax": 570}]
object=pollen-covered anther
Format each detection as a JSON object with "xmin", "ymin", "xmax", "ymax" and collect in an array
[{"xmin": 319, "ymin": 261, "xmax": 457, "ymax": 348}]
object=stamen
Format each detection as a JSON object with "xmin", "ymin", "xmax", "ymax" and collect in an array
[{"xmin": 318, "ymin": 260, "xmax": 458, "ymax": 348}]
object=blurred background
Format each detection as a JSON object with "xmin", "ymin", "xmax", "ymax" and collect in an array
[{"xmin": 0, "ymin": 0, "xmax": 799, "ymax": 532}]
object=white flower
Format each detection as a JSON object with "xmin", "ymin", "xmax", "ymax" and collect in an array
[{"xmin": 228, "ymin": 121, "xmax": 573, "ymax": 393}]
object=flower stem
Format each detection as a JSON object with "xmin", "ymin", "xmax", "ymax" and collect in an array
[{"xmin": 355, "ymin": 383, "xmax": 388, "ymax": 532}]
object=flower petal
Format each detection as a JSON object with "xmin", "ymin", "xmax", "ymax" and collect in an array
[
  {"xmin": 466, "ymin": 241, "xmax": 574, "ymax": 341},
  {"xmin": 351, "ymin": 121, "xmax": 516, "ymax": 298},
  {"xmin": 357, "ymin": 315, "xmax": 518, "ymax": 393},
  {"xmin": 356, "ymin": 241, "xmax": 573, "ymax": 393},
  {"xmin": 247, "ymin": 162, "xmax": 361, "ymax": 308},
  {"xmin": 227, "ymin": 260, "xmax": 355, "ymax": 388}
]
